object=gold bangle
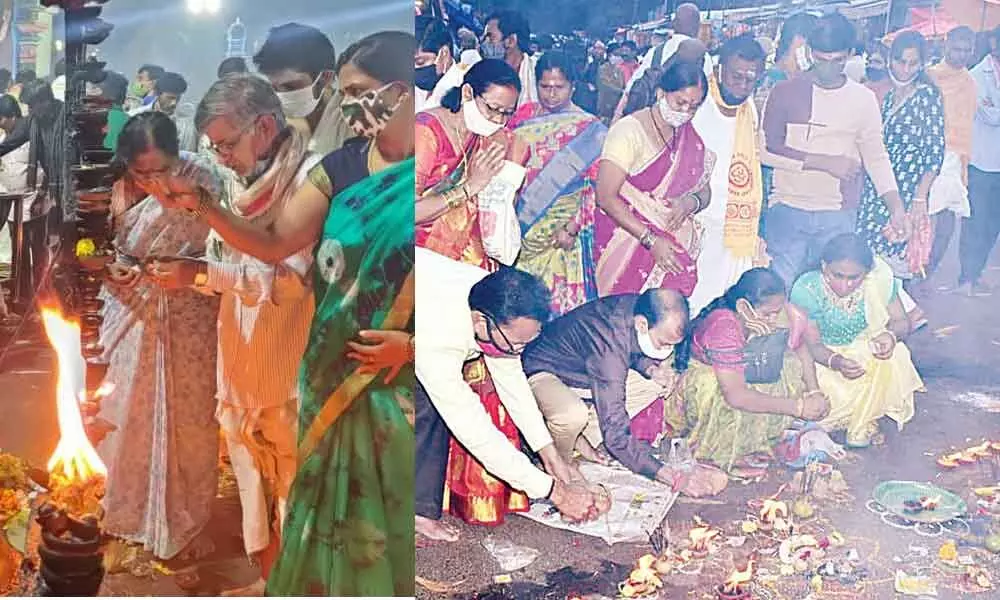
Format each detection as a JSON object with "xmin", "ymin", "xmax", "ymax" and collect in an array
[
  {"xmin": 638, "ymin": 228, "xmax": 656, "ymax": 250},
  {"xmin": 445, "ymin": 189, "xmax": 463, "ymax": 210},
  {"xmin": 407, "ymin": 334, "xmax": 415, "ymax": 363},
  {"xmin": 826, "ymin": 353, "xmax": 840, "ymax": 370},
  {"xmin": 795, "ymin": 395, "xmax": 805, "ymax": 418}
]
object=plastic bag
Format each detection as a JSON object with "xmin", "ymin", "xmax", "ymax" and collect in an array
[
  {"xmin": 482, "ymin": 535, "xmax": 540, "ymax": 571},
  {"xmin": 477, "ymin": 161, "xmax": 525, "ymax": 266}
]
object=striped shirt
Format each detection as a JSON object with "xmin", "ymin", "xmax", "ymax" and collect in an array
[{"xmin": 199, "ymin": 153, "xmax": 322, "ymax": 410}]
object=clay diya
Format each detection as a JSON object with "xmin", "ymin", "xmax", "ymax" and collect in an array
[
  {"xmin": 688, "ymin": 525, "xmax": 719, "ymax": 559},
  {"xmin": 758, "ymin": 499, "xmax": 787, "ymax": 532},
  {"xmin": 716, "ymin": 560, "xmax": 754, "ymax": 599}
]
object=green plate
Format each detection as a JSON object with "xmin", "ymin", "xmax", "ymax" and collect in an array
[{"xmin": 872, "ymin": 480, "xmax": 967, "ymax": 523}]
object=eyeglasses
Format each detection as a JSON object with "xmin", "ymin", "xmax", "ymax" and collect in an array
[
  {"xmin": 483, "ymin": 313, "xmax": 526, "ymax": 355},
  {"xmin": 478, "ymin": 97, "xmax": 517, "ymax": 120},
  {"xmin": 207, "ymin": 119, "xmax": 257, "ymax": 157}
]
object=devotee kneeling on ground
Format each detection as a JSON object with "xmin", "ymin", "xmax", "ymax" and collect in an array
[
  {"xmin": 415, "ymin": 248, "xmax": 605, "ymax": 542},
  {"xmin": 521, "ymin": 289, "xmax": 726, "ymax": 497},
  {"xmin": 790, "ymin": 233, "xmax": 923, "ymax": 448},
  {"xmin": 670, "ymin": 268, "xmax": 829, "ymax": 476}
]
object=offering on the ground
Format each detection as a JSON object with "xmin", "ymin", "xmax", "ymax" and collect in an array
[
  {"xmin": 618, "ymin": 554, "xmax": 664, "ymax": 598},
  {"xmin": 902, "ymin": 495, "xmax": 940, "ymax": 514},
  {"xmin": 759, "ymin": 499, "xmax": 787, "ymax": 531},
  {"xmin": 716, "ymin": 560, "xmax": 754, "ymax": 599}
]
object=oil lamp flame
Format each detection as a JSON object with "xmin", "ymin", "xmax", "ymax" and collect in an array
[
  {"xmin": 724, "ymin": 559, "xmax": 754, "ymax": 594},
  {"xmin": 760, "ymin": 499, "xmax": 787, "ymax": 523},
  {"xmin": 41, "ymin": 307, "xmax": 107, "ymax": 483},
  {"xmin": 689, "ymin": 526, "xmax": 719, "ymax": 551}
]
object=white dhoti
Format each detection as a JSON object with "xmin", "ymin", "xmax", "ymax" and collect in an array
[
  {"xmin": 217, "ymin": 399, "xmax": 298, "ymax": 556},
  {"xmin": 689, "ymin": 219, "xmax": 754, "ymax": 315}
]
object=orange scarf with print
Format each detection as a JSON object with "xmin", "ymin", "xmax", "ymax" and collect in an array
[{"xmin": 709, "ymin": 74, "xmax": 762, "ymax": 258}]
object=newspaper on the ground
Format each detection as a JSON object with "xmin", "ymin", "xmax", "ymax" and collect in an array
[{"xmin": 518, "ymin": 461, "xmax": 678, "ymax": 546}]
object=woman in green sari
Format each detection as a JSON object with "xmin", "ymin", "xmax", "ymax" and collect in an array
[{"xmin": 158, "ymin": 32, "xmax": 417, "ymax": 596}]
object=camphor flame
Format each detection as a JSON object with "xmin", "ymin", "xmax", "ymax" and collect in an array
[
  {"xmin": 724, "ymin": 559, "xmax": 755, "ymax": 593},
  {"xmin": 689, "ymin": 526, "xmax": 719, "ymax": 551},
  {"xmin": 41, "ymin": 307, "xmax": 107, "ymax": 482}
]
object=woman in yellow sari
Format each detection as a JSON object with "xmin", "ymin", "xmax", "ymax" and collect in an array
[
  {"xmin": 508, "ymin": 51, "xmax": 607, "ymax": 314},
  {"xmin": 790, "ymin": 233, "xmax": 923, "ymax": 448}
]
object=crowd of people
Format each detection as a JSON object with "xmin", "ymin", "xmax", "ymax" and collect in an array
[
  {"xmin": 4, "ymin": 23, "xmax": 418, "ymax": 597},
  {"xmin": 413, "ymin": 5, "xmax": 1000, "ymax": 539}
]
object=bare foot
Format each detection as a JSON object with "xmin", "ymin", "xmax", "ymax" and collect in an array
[
  {"xmin": 415, "ymin": 516, "xmax": 459, "ymax": 542},
  {"xmin": 574, "ymin": 438, "xmax": 611, "ymax": 465},
  {"xmin": 177, "ymin": 534, "xmax": 216, "ymax": 562},
  {"xmin": 222, "ymin": 577, "xmax": 266, "ymax": 597}
]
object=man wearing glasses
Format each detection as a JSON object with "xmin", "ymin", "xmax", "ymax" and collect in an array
[
  {"xmin": 687, "ymin": 34, "xmax": 768, "ymax": 313},
  {"xmin": 414, "ymin": 247, "xmax": 603, "ymax": 542}
]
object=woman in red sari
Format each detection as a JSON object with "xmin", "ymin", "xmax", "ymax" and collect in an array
[
  {"xmin": 416, "ymin": 58, "xmax": 527, "ymax": 269},
  {"xmin": 595, "ymin": 59, "xmax": 715, "ymax": 298},
  {"xmin": 414, "ymin": 59, "xmax": 535, "ymax": 534}
]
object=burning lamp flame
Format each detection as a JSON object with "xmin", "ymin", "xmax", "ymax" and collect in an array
[
  {"xmin": 921, "ymin": 495, "xmax": 941, "ymax": 510},
  {"xmin": 689, "ymin": 526, "xmax": 719, "ymax": 551},
  {"xmin": 41, "ymin": 308, "xmax": 107, "ymax": 482},
  {"xmin": 760, "ymin": 499, "xmax": 787, "ymax": 523},
  {"xmin": 724, "ymin": 559, "xmax": 755, "ymax": 593}
]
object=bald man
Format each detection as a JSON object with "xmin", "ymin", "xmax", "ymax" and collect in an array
[
  {"xmin": 523, "ymin": 290, "xmax": 727, "ymax": 495},
  {"xmin": 617, "ymin": 3, "xmax": 712, "ymax": 120}
]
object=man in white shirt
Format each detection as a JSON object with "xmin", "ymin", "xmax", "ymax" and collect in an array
[
  {"xmin": 253, "ymin": 23, "xmax": 350, "ymax": 156},
  {"xmin": 415, "ymin": 16, "xmax": 458, "ymax": 112},
  {"xmin": 482, "ymin": 10, "xmax": 537, "ymax": 106},
  {"xmin": 688, "ymin": 34, "xmax": 768, "ymax": 313},
  {"xmin": 148, "ymin": 75, "xmax": 317, "ymax": 594},
  {"xmin": 415, "ymin": 248, "xmax": 600, "ymax": 541}
]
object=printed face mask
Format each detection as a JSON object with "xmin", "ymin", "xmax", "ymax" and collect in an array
[
  {"xmin": 341, "ymin": 82, "xmax": 406, "ymax": 139},
  {"xmin": 462, "ymin": 97, "xmax": 503, "ymax": 136},
  {"xmin": 658, "ymin": 98, "xmax": 692, "ymax": 128},
  {"xmin": 636, "ymin": 326, "xmax": 675, "ymax": 360},
  {"xmin": 276, "ymin": 74, "xmax": 325, "ymax": 119}
]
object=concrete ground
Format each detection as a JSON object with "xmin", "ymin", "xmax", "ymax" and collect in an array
[
  {"xmin": 415, "ymin": 247, "xmax": 1000, "ymax": 599},
  {"xmin": 0, "ymin": 307, "xmax": 258, "ymax": 596}
]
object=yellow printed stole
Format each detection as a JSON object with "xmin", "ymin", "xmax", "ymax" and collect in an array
[{"xmin": 708, "ymin": 74, "xmax": 763, "ymax": 258}]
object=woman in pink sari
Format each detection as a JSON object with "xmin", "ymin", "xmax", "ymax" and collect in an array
[{"xmin": 595, "ymin": 59, "xmax": 715, "ymax": 298}]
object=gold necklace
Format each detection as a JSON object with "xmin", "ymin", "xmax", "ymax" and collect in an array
[{"xmin": 820, "ymin": 275, "xmax": 863, "ymax": 314}]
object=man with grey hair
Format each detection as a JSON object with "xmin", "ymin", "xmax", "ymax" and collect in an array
[{"xmin": 147, "ymin": 73, "xmax": 320, "ymax": 594}]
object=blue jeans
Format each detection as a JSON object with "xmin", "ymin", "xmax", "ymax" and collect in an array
[{"xmin": 764, "ymin": 204, "xmax": 857, "ymax": 288}]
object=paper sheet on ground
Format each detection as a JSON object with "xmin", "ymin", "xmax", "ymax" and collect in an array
[{"xmin": 518, "ymin": 462, "xmax": 678, "ymax": 545}]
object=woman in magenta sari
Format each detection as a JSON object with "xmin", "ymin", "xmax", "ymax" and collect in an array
[
  {"xmin": 508, "ymin": 51, "xmax": 608, "ymax": 315},
  {"xmin": 595, "ymin": 59, "xmax": 715, "ymax": 298}
]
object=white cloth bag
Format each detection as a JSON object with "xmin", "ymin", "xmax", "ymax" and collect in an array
[
  {"xmin": 928, "ymin": 151, "xmax": 969, "ymax": 217},
  {"xmin": 477, "ymin": 160, "xmax": 526, "ymax": 266}
]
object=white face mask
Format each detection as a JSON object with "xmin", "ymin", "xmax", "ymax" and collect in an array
[
  {"xmin": 276, "ymin": 73, "xmax": 324, "ymax": 119},
  {"xmin": 462, "ymin": 97, "xmax": 503, "ymax": 137},
  {"xmin": 636, "ymin": 327, "xmax": 675, "ymax": 360},
  {"xmin": 795, "ymin": 45, "xmax": 813, "ymax": 71},
  {"xmin": 658, "ymin": 98, "xmax": 692, "ymax": 128}
]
